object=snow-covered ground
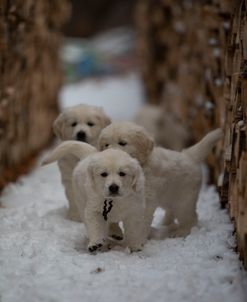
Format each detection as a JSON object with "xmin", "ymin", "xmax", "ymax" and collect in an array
[{"xmin": 1, "ymin": 73, "xmax": 247, "ymax": 302}]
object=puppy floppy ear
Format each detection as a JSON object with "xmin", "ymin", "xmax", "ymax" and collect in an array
[
  {"xmin": 134, "ymin": 129, "xmax": 154, "ymax": 165},
  {"xmin": 97, "ymin": 109, "xmax": 111, "ymax": 129},
  {"xmin": 87, "ymin": 161, "xmax": 97, "ymax": 190},
  {"xmin": 53, "ymin": 113, "xmax": 65, "ymax": 140},
  {"xmin": 132, "ymin": 164, "xmax": 144, "ymax": 193},
  {"xmin": 97, "ymin": 133, "xmax": 107, "ymax": 151}
]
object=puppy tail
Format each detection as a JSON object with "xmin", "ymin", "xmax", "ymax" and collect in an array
[
  {"xmin": 41, "ymin": 141, "xmax": 97, "ymax": 165},
  {"xmin": 183, "ymin": 128, "xmax": 223, "ymax": 163}
]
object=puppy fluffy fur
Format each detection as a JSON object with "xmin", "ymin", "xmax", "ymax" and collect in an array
[
  {"xmin": 52, "ymin": 104, "xmax": 111, "ymax": 221},
  {"xmin": 134, "ymin": 104, "xmax": 190, "ymax": 150},
  {"xmin": 98, "ymin": 122, "xmax": 223, "ymax": 237},
  {"xmin": 72, "ymin": 148, "xmax": 146, "ymax": 253}
]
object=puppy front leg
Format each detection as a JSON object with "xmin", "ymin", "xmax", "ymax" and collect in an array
[
  {"xmin": 59, "ymin": 161, "xmax": 81, "ymax": 222},
  {"xmin": 162, "ymin": 208, "xmax": 175, "ymax": 226},
  {"xmin": 144, "ymin": 202, "xmax": 157, "ymax": 238},
  {"xmin": 123, "ymin": 212, "xmax": 146, "ymax": 252},
  {"xmin": 65, "ymin": 183, "xmax": 82, "ymax": 222},
  {"xmin": 169, "ymin": 210, "xmax": 197, "ymax": 238},
  {"xmin": 84, "ymin": 209, "xmax": 108, "ymax": 253},
  {"xmin": 109, "ymin": 223, "xmax": 123, "ymax": 240},
  {"xmin": 169, "ymin": 196, "xmax": 198, "ymax": 238}
]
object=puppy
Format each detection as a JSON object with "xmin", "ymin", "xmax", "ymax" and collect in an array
[
  {"xmin": 72, "ymin": 149, "xmax": 146, "ymax": 253},
  {"xmin": 98, "ymin": 122, "xmax": 223, "ymax": 237},
  {"xmin": 42, "ymin": 141, "xmax": 131, "ymax": 241},
  {"xmin": 52, "ymin": 104, "xmax": 111, "ymax": 221},
  {"xmin": 134, "ymin": 104, "xmax": 190, "ymax": 150},
  {"xmin": 53, "ymin": 104, "xmax": 111, "ymax": 145}
]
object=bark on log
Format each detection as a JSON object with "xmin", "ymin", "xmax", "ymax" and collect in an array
[{"xmin": 0, "ymin": 0, "xmax": 70, "ymax": 190}]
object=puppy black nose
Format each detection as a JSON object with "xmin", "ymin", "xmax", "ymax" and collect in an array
[
  {"xmin": 76, "ymin": 131, "xmax": 86, "ymax": 142},
  {"xmin": 109, "ymin": 184, "xmax": 119, "ymax": 194}
]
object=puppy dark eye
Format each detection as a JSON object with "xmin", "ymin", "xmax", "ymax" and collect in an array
[
  {"xmin": 105, "ymin": 144, "xmax": 109, "ymax": 147},
  {"xmin": 101, "ymin": 172, "xmax": 108, "ymax": 177},
  {"xmin": 119, "ymin": 141, "xmax": 127, "ymax": 146},
  {"xmin": 119, "ymin": 172, "xmax": 126, "ymax": 177},
  {"xmin": 87, "ymin": 122, "xmax": 95, "ymax": 127},
  {"xmin": 71, "ymin": 122, "xmax": 77, "ymax": 127}
]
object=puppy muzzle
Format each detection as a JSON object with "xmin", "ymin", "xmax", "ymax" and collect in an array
[
  {"xmin": 108, "ymin": 183, "xmax": 120, "ymax": 197},
  {"xmin": 76, "ymin": 131, "xmax": 87, "ymax": 142}
]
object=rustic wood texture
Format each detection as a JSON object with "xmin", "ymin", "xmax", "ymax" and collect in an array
[
  {"xmin": 0, "ymin": 0, "xmax": 70, "ymax": 190},
  {"xmin": 136, "ymin": 0, "xmax": 247, "ymax": 267},
  {"xmin": 224, "ymin": 0, "xmax": 247, "ymax": 267},
  {"xmin": 64, "ymin": 0, "xmax": 135, "ymax": 37}
]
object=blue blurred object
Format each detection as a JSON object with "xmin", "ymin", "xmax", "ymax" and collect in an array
[
  {"xmin": 76, "ymin": 52, "xmax": 98, "ymax": 76},
  {"xmin": 61, "ymin": 27, "xmax": 136, "ymax": 82}
]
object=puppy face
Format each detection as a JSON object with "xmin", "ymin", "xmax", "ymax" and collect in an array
[
  {"xmin": 53, "ymin": 104, "xmax": 111, "ymax": 146},
  {"xmin": 88, "ymin": 149, "xmax": 143, "ymax": 198},
  {"xmin": 98, "ymin": 122, "xmax": 154, "ymax": 165}
]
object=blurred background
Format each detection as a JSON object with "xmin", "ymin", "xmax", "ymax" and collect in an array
[
  {"xmin": 61, "ymin": 0, "xmax": 137, "ymax": 81},
  {"xmin": 0, "ymin": 0, "xmax": 246, "ymax": 266}
]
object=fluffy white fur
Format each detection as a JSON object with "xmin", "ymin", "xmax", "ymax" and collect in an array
[
  {"xmin": 42, "ymin": 141, "xmax": 97, "ymax": 219},
  {"xmin": 98, "ymin": 122, "xmax": 223, "ymax": 237},
  {"xmin": 134, "ymin": 104, "xmax": 190, "ymax": 150},
  {"xmin": 72, "ymin": 149, "xmax": 146, "ymax": 253},
  {"xmin": 52, "ymin": 104, "xmax": 111, "ymax": 221}
]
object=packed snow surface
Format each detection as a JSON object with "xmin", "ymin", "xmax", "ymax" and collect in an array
[{"xmin": 1, "ymin": 73, "xmax": 247, "ymax": 302}]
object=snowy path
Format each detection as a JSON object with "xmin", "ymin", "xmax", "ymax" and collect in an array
[{"xmin": 1, "ymin": 73, "xmax": 247, "ymax": 302}]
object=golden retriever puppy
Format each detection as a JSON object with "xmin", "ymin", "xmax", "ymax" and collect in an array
[
  {"xmin": 53, "ymin": 104, "xmax": 111, "ymax": 145},
  {"xmin": 134, "ymin": 104, "xmax": 190, "ymax": 150},
  {"xmin": 52, "ymin": 104, "xmax": 111, "ymax": 221},
  {"xmin": 98, "ymin": 122, "xmax": 223, "ymax": 237},
  {"xmin": 42, "ymin": 142, "xmax": 124, "ymax": 241},
  {"xmin": 72, "ymin": 149, "xmax": 146, "ymax": 253}
]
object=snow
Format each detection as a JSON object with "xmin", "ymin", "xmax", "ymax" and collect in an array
[
  {"xmin": 59, "ymin": 72, "xmax": 144, "ymax": 121},
  {"xmin": 1, "ymin": 73, "xmax": 247, "ymax": 302}
]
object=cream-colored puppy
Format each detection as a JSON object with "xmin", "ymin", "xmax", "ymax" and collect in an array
[
  {"xmin": 134, "ymin": 104, "xmax": 190, "ymax": 150},
  {"xmin": 42, "ymin": 142, "xmax": 123, "ymax": 240},
  {"xmin": 52, "ymin": 104, "xmax": 111, "ymax": 221},
  {"xmin": 98, "ymin": 122, "xmax": 223, "ymax": 237},
  {"xmin": 72, "ymin": 149, "xmax": 146, "ymax": 253}
]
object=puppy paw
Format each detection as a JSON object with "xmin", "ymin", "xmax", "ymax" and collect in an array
[
  {"xmin": 148, "ymin": 226, "xmax": 169, "ymax": 240},
  {"xmin": 88, "ymin": 243, "xmax": 103, "ymax": 253},
  {"xmin": 88, "ymin": 239, "xmax": 108, "ymax": 254},
  {"xmin": 111, "ymin": 234, "xmax": 123, "ymax": 241},
  {"xmin": 109, "ymin": 223, "xmax": 123, "ymax": 241},
  {"xmin": 129, "ymin": 244, "xmax": 143, "ymax": 253}
]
